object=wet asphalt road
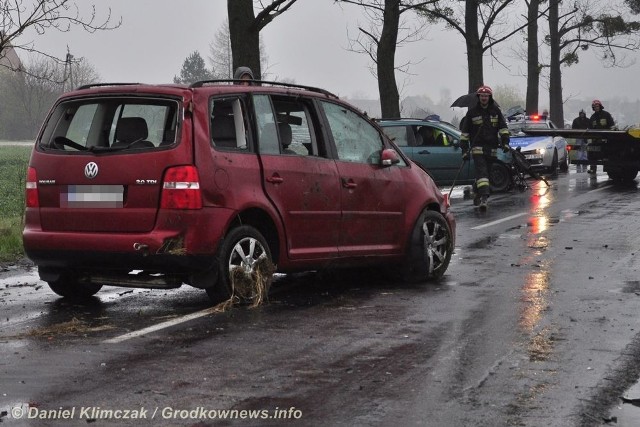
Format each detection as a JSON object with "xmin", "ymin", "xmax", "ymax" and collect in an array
[{"xmin": 3, "ymin": 169, "xmax": 640, "ymax": 426}]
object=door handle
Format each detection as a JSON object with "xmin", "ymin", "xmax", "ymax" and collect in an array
[
  {"xmin": 417, "ymin": 150, "xmax": 431, "ymax": 155},
  {"xmin": 341, "ymin": 178, "xmax": 357, "ymax": 189},
  {"xmin": 266, "ymin": 174, "xmax": 284, "ymax": 184}
]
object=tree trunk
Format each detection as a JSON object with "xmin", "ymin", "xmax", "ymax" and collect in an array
[
  {"xmin": 548, "ymin": 0, "xmax": 564, "ymax": 127},
  {"xmin": 465, "ymin": 0, "xmax": 484, "ymax": 92},
  {"xmin": 377, "ymin": 0, "xmax": 401, "ymax": 118},
  {"xmin": 228, "ymin": 0, "xmax": 262, "ymax": 79},
  {"xmin": 525, "ymin": 0, "xmax": 540, "ymax": 115}
]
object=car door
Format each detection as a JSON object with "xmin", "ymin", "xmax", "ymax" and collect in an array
[
  {"xmin": 319, "ymin": 100, "xmax": 406, "ymax": 256},
  {"xmin": 410, "ymin": 124, "xmax": 469, "ymax": 185},
  {"xmin": 254, "ymin": 94, "xmax": 341, "ymax": 261}
]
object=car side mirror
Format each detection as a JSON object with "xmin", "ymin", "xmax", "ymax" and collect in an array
[
  {"xmin": 452, "ymin": 140, "xmax": 460, "ymax": 150},
  {"xmin": 381, "ymin": 148, "xmax": 400, "ymax": 166}
]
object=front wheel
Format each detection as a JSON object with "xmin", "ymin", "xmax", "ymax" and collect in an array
[
  {"xmin": 559, "ymin": 150, "xmax": 569, "ymax": 172},
  {"xmin": 489, "ymin": 161, "xmax": 512, "ymax": 193},
  {"xmin": 402, "ymin": 210, "xmax": 453, "ymax": 282},
  {"xmin": 548, "ymin": 150, "xmax": 559, "ymax": 175},
  {"xmin": 206, "ymin": 225, "xmax": 274, "ymax": 304},
  {"xmin": 47, "ymin": 273, "xmax": 102, "ymax": 298}
]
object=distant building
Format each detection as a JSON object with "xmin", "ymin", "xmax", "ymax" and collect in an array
[{"xmin": 0, "ymin": 38, "xmax": 23, "ymax": 71}]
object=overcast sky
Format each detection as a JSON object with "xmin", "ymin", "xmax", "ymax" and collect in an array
[{"xmin": 18, "ymin": 0, "xmax": 640, "ymax": 111}]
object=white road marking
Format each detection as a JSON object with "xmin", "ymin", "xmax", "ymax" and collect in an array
[
  {"xmin": 103, "ymin": 307, "xmax": 219, "ymax": 344},
  {"xmin": 470, "ymin": 179, "xmax": 612, "ymax": 230},
  {"xmin": 470, "ymin": 212, "xmax": 528, "ymax": 230}
]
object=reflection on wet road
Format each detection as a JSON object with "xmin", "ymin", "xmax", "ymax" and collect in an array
[{"xmin": 3, "ymin": 169, "xmax": 640, "ymax": 426}]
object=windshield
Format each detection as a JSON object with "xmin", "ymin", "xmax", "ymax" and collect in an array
[
  {"xmin": 39, "ymin": 96, "xmax": 181, "ymax": 152},
  {"xmin": 508, "ymin": 121, "xmax": 550, "ymax": 134}
]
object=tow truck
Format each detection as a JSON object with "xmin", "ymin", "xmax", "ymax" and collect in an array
[{"xmin": 524, "ymin": 127, "xmax": 640, "ymax": 183}]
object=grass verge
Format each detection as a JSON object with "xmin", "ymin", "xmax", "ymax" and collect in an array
[{"xmin": 0, "ymin": 144, "xmax": 31, "ymax": 262}]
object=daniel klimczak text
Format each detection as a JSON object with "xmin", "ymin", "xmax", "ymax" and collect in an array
[{"xmin": 15, "ymin": 406, "xmax": 303, "ymax": 421}]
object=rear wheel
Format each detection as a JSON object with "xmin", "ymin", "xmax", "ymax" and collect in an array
[
  {"xmin": 489, "ymin": 161, "xmax": 512, "ymax": 192},
  {"xmin": 47, "ymin": 273, "xmax": 102, "ymax": 298},
  {"xmin": 206, "ymin": 225, "xmax": 273, "ymax": 304},
  {"xmin": 402, "ymin": 210, "xmax": 453, "ymax": 282}
]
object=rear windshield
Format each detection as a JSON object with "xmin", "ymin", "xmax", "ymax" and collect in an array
[{"xmin": 38, "ymin": 96, "xmax": 181, "ymax": 152}]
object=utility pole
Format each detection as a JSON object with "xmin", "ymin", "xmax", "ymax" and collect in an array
[{"xmin": 62, "ymin": 47, "xmax": 74, "ymax": 92}]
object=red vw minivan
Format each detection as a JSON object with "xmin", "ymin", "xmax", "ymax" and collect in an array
[{"xmin": 23, "ymin": 80, "xmax": 455, "ymax": 303}]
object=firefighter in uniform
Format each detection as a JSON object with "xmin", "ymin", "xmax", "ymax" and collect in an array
[
  {"xmin": 460, "ymin": 85, "xmax": 510, "ymax": 211},
  {"xmin": 587, "ymin": 99, "xmax": 615, "ymax": 174}
]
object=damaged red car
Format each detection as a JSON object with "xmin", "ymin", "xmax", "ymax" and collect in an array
[{"xmin": 23, "ymin": 80, "xmax": 456, "ymax": 303}]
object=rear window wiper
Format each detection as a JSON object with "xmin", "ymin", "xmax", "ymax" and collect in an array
[
  {"xmin": 87, "ymin": 139, "xmax": 154, "ymax": 152},
  {"xmin": 52, "ymin": 136, "xmax": 88, "ymax": 151}
]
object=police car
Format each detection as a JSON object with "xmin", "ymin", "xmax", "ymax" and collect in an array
[{"xmin": 507, "ymin": 114, "xmax": 569, "ymax": 174}]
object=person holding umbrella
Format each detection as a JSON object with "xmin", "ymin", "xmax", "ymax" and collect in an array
[{"xmin": 459, "ymin": 85, "xmax": 510, "ymax": 211}]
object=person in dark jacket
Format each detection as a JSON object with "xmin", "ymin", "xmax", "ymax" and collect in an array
[
  {"xmin": 233, "ymin": 66, "xmax": 254, "ymax": 85},
  {"xmin": 460, "ymin": 85, "xmax": 510, "ymax": 211},
  {"xmin": 571, "ymin": 109, "xmax": 590, "ymax": 172},
  {"xmin": 587, "ymin": 100, "xmax": 615, "ymax": 174}
]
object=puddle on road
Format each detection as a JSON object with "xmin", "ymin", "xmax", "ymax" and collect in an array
[
  {"xmin": 0, "ymin": 270, "xmax": 41, "ymax": 288},
  {"xmin": 607, "ymin": 380, "xmax": 640, "ymax": 426},
  {"xmin": 621, "ymin": 281, "xmax": 640, "ymax": 294}
]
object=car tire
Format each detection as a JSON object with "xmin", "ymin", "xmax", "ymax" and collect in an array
[
  {"xmin": 206, "ymin": 225, "xmax": 273, "ymax": 304},
  {"xmin": 401, "ymin": 210, "xmax": 453, "ymax": 283},
  {"xmin": 489, "ymin": 161, "xmax": 512, "ymax": 193},
  {"xmin": 548, "ymin": 150, "xmax": 559, "ymax": 175},
  {"xmin": 47, "ymin": 274, "xmax": 102, "ymax": 298},
  {"xmin": 559, "ymin": 150, "xmax": 569, "ymax": 172}
]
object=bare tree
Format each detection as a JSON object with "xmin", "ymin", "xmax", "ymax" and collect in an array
[
  {"xmin": 209, "ymin": 19, "xmax": 270, "ymax": 79},
  {"xmin": 0, "ymin": 0, "xmax": 120, "ymax": 71},
  {"xmin": 419, "ymin": 0, "xmax": 544, "ymax": 93},
  {"xmin": 525, "ymin": 0, "xmax": 544, "ymax": 115},
  {"xmin": 209, "ymin": 20, "xmax": 234, "ymax": 79},
  {"xmin": 227, "ymin": 0, "xmax": 298, "ymax": 80},
  {"xmin": 337, "ymin": 0, "xmax": 438, "ymax": 118},
  {"xmin": 545, "ymin": 0, "xmax": 640, "ymax": 127},
  {"xmin": 0, "ymin": 55, "xmax": 99, "ymax": 138}
]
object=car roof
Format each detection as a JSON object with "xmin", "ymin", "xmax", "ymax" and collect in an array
[{"xmin": 65, "ymin": 80, "xmax": 340, "ymax": 101}]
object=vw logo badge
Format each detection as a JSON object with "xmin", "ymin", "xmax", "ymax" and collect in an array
[{"xmin": 84, "ymin": 162, "xmax": 98, "ymax": 179}]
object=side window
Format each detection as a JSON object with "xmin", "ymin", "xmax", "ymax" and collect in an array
[
  {"xmin": 210, "ymin": 97, "xmax": 249, "ymax": 150},
  {"xmin": 382, "ymin": 126, "xmax": 409, "ymax": 147},
  {"xmin": 446, "ymin": 131, "xmax": 458, "ymax": 146},
  {"xmin": 252, "ymin": 95, "xmax": 280, "ymax": 155},
  {"xmin": 271, "ymin": 96, "xmax": 320, "ymax": 157},
  {"xmin": 416, "ymin": 125, "xmax": 438, "ymax": 147},
  {"xmin": 320, "ymin": 101, "xmax": 383, "ymax": 164}
]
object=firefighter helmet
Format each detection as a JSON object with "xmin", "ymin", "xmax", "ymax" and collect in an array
[
  {"xmin": 592, "ymin": 99, "xmax": 603, "ymax": 110},
  {"xmin": 476, "ymin": 85, "xmax": 493, "ymax": 96}
]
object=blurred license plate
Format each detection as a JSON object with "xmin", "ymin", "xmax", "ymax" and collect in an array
[
  {"xmin": 525, "ymin": 154, "xmax": 542, "ymax": 160},
  {"xmin": 61, "ymin": 185, "xmax": 124, "ymax": 208}
]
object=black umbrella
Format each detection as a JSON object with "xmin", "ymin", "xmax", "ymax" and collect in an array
[{"xmin": 450, "ymin": 93, "xmax": 500, "ymax": 109}]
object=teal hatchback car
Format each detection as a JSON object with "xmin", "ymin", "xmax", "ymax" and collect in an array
[{"xmin": 377, "ymin": 118, "xmax": 513, "ymax": 192}]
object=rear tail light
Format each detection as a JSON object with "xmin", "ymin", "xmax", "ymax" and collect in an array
[
  {"xmin": 160, "ymin": 166, "xmax": 202, "ymax": 209},
  {"xmin": 25, "ymin": 167, "xmax": 39, "ymax": 208}
]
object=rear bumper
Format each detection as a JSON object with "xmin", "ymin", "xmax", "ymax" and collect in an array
[{"xmin": 23, "ymin": 207, "xmax": 233, "ymax": 274}]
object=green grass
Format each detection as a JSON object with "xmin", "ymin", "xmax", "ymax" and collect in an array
[{"xmin": 0, "ymin": 145, "xmax": 31, "ymax": 262}]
